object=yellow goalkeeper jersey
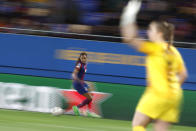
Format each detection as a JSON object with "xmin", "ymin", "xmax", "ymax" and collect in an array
[{"xmin": 138, "ymin": 41, "xmax": 186, "ymax": 98}]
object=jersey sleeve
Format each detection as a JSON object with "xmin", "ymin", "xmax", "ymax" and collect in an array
[
  {"xmin": 75, "ymin": 63, "xmax": 81, "ymax": 70},
  {"xmin": 138, "ymin": 41, "xmax": 159, "ymax": 54}
]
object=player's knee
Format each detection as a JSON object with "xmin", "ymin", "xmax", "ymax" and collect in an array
[
  {"xmin": 132, "ymin": 118, "xmax": 141, "ymax": 127},
  {"xmin": 154, "ymin": 120, "xmax": 170, "ymax": 131},
  {"xmin": 88, "ymin": 97, "xmax": 92, "ymax": 101},
  {"xmin": 132, "ymin": 119, "xmax": 137, "ymax": 127},
  {"xmin": 87, "ymin": 94, "xmax": 92, "ymax": 101}
]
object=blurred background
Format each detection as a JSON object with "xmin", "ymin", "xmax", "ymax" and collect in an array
[
  {"xmin": 0, "ymin": 0, "xmax": 195, "ymax": 44},
  {"xmin": 0, "ymin": 1, "xmax": 196, "ymax": 131}
]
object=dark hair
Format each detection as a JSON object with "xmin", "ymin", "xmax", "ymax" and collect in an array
[
  {"xmin": 76, "ymin": 52, "xmax": 87, "ymax": 65},
  {"xmin": 152, "ymin": 21, "xmax": 175, "ymax": 48}
]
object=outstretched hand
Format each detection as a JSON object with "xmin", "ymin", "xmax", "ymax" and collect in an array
[{"xmin": 120, "ymin": 0, "xmax": 142, "ymax": 27}]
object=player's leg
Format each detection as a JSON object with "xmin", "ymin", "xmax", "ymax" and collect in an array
[
  {"xmin": 78, "ymin": 82, "xmax": 93, "ymax": 107},
  {"xmin": 72, "ymin": 81, "xmax": 91, "ymax": 115},
  {"xmin": 132, "ymin": 111, "xmax": 152, "ymax": 131},
  {"xmin": 154, "ymin": 100, "xmax": 181, "ymax": 131},
  {"xmin": 72, "ymin": 92, "xmax": 92, "ymax": 115},
  {"xmin": 73, "ymin": 82, "xmax": 92, "ymax": 108},
  {"xmin": 155, "ymin": 95, "xmax": 182, "ymax": 130},
  {"xmin": 77, "ymin": 92, "xmax": 92, "ymax": 108},
  {"xmin": 154, "ymin": 120, "xmax": 170, "ymax": 131}
]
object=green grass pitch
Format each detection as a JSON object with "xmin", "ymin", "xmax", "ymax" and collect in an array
[{"xmin": 0, "ymin": 109, "xmax": 195, "ymax": 131}]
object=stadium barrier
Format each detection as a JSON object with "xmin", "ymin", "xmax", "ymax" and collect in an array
[
  {"xmin": 0, "ymin": 74, "xmax": 195, "ymax": 126},
  {"xmin": 0, "ymin": 33, "xmax": 195, "ymax": 89},
  {"xmin": 0, "ymin": 82, "xmax": 63, "ymax": 112}
]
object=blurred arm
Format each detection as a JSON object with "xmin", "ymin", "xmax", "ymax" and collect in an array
[
  {"xmin": 72, "ymin": 68, "xmax": 80, "ymax": 81},
  {"xmin": 121, "ymin": 23, "xmax": 144, "ymax": 51},
  {"xmin": 120, "ymin": 0, "xmax": 144, "ymax": 51},
  {"xmin": 176, "ymin": 51, "xmax": 188, "ymax": 85},
  {"xmin": 178, "ymin": 67, "xmax": 188, "ymax": 85}
]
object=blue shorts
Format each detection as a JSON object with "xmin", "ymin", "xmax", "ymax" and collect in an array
[{"xmin": 73, "ymin": 81, "xmax": 90, "ymax": 95}]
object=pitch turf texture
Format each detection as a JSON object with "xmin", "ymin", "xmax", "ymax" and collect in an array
[{"xmin": 0, "ymin": 109, "xmax": 195, "ymax": 131}]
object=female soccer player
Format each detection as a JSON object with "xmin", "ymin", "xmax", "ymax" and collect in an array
[
  {"xmin": 72, "ymin": 52, "xmax": 93, "ymax": 115},
  {"xmin": 120, "ymin": 0, "xmax": 188, "ymax": 131}
]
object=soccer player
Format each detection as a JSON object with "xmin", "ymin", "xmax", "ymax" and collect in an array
[
  {"xmin": 72, "ymin": 52, "xmax": 93, "ymax": 116},
  {"xmin": 120, "ymin": 0, "xmax": 188, "ymax": 131}
]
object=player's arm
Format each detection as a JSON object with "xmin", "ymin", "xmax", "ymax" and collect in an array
[
  {"xmin": 177, "ymin": 62, "xmax": 188, "ymax": 84},
  {"xmin": 178, "ymin": 65, "xmax": 188, "ymax": 85},
  {"xmin": 120, "ymin": 0, "xmax": 144, "ymax": 51},
  {"xmin": 72, "ymin": 68, "xmax": 81, "ymax": 82},
  {"xmin": 121, "ymin": 23, "xmax": 144, "ymax": 51},
  {"xmin": 176, "ymin": 51, "xmax": 188, "ymax": 85}
]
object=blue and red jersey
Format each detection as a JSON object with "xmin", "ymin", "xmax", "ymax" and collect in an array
[
  {"xmin": 75, "ymin": 62, "xmax": 87, "ymax": 81},
  {"xmin": 73, "ymin": 61, "xmax": 89, "ymax": 94}
]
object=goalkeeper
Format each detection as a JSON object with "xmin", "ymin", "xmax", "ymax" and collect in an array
[{"xmin": 120, "ymin": 0, "xmax": 188, "ymax": 131}]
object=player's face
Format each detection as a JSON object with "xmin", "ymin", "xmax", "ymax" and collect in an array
[
  {"xmin": 147, "ymin": 23, "xmax": 159, "ymax": 42},
  {"xmin": 80, "ymin": 55, "xmax": 87, "ymax": 63}
]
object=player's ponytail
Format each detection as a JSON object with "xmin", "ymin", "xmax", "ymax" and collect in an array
[
  {"xmin": 153, "ymin": 21, "xmax": 175, "ymax": 50},
  {"xmin": 163, "ymin": 22, "xmax": 174, "ymax": 50}
]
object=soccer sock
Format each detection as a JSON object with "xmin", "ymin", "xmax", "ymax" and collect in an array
[
  {"xmin": 77, "ymin": 98, "xmax": 92, "ymax": 108},
  {"xmin": 133, "ymin": 126, "xmax": 146, "ymax": 131}
]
